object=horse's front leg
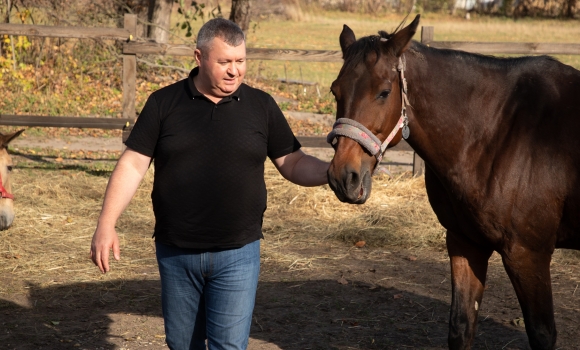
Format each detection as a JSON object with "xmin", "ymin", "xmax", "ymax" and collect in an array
[
  {"xmin": 501, "ymin": 244, "xmax": 556, "ymax": 349},
  {"xmin": 447, "ymin": 230, "xmax": 493, "ymax": 350}
]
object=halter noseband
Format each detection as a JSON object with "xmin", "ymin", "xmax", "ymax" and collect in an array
[
  {"xmin": 0, "ymin": 172, "xmax": 14, "ymax": 200},
  {"xmin": 327, "ymin": 55, "xmax": 411, "ymax": 174}
]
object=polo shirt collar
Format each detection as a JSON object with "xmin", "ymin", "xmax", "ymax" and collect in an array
[{"xmin": 187, "ymin": 67, "xmax": 241, "ymax": 102}]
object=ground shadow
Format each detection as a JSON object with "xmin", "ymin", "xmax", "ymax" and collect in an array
[{"xmin": 0, "ymin": 262, "xmax": 540, "ymax": 350}]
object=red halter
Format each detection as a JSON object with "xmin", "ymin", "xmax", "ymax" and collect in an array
[{"xmin": 0, "ymin": 171, "xmax": 14, "ymax": 200}]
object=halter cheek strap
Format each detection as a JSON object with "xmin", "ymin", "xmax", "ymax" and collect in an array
[
  {"xmin": 0, "ymin": 172, "xmax": 14, "ymax": 200},
  {"xmin": 327, "ymin": 56, "xmax": 411, "ymax": 174}
]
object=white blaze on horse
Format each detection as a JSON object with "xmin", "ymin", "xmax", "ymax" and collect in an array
[{"xmin": 0, "ymin": 129, "xmax": 24, "ymax": 230}]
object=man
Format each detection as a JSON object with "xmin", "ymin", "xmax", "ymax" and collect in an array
[{"xmin": 90, "ymin": 18, "xmax": 328, "ymax": 350}]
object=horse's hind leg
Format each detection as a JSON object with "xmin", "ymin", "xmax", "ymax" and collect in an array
[
  {"xmin": 501, "ymin": 246, "xmax": 556, "ymax": 350},
  {"xmin": 447, "ymin": 230, "xmax": 493, "ymax": 350}
]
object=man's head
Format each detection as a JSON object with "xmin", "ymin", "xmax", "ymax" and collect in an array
[{"xmin": 194, "ymin": 18, "xmax": 246, "ymax": 100}]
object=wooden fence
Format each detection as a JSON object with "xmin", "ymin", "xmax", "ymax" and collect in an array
[{"xmin": 2, "ymin": 14, "xmax": 580, "ymax": 175}]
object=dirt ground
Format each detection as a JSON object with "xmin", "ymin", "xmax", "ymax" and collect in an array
[
  {"xmin": 2, "ymin": 135, "xmax": 580, "ymax": 350},
  {"xmin": 3, "ymin": 240, "xmax": 580, "ymax": 350}
]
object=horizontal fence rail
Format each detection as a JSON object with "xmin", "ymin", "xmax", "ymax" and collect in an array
[
  {"xmin": 0, "ymin": 23, "xmax": 131, "ymax": 41},
  {"xmin": 425, "ymin": 41, "xmax": 580, "ymax": 55},
  {"xmin": 123, "ymin": 42, "xmax": 344, "ymax": 61},
  {"xmin": 0, "ymin": 115, "xmax": 134, "ymax": 129}
]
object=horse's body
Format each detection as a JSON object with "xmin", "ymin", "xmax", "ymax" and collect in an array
[
  {"xmin": 0, "ymin": 130, "xmax": 24, "ymax": 230},
  {"xmin": 327, "ymin": 15, "xmax": 580, "ymax": 349}
]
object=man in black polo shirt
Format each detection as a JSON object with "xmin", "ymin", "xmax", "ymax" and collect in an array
[{"xmin": 90, "ymin": 18, "xmax": 328, "ymax": 350}]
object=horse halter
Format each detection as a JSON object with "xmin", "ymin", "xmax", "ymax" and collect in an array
[
  {"xmin": 327, "ymin": 55, "xmax": 411, "ymax": 174},
  {"xmin": 0, "ymin": 172, "xmax": 14, "ymax": 200}
]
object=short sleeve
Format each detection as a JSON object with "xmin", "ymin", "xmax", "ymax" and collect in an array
[
  {"xmin": 125, "ymin": 94, "xmax": 161, "ymax": 158},
  {"xmin": 266, "ymin": 96, "xmax": 301, "ymax": 160}
]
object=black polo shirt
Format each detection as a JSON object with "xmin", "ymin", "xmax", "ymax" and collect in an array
[{"xmin": 125, "ymin": 68, "xmax": 301, "ymax": 250}]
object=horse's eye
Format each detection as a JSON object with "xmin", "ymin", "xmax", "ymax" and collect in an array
[
  {"xmin": 7, "ymin": 166, "xmax": 13, "ymax": 172},
  {"xmin": 378, "ymin": 90, "xmax": 391, "ymax": 99}
]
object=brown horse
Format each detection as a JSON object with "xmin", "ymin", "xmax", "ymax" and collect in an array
[
  {"xmin": 0, "ymin": 129, "xmax": 24, "ymax": 230},
  {"xmin": 327, "ymin": 15, "xmax": 580, "ymax": 350}
]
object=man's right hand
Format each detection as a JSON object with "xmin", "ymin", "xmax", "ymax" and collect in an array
[{"xmin": 90, "ymin": 226, "xmax": 120, "ymax": 273}]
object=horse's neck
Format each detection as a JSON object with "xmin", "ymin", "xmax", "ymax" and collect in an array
[{"xmin": 404, "ymin": 48, "xmax": 508, "ymax": 179}]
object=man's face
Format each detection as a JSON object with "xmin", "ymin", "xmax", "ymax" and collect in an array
[{"xmin": 195, "ymin": 37, "xmax": 246, "ymax": 98}]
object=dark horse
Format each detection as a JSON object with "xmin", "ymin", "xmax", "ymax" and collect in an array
[{"xmin": 327, "ymin": 14, "xmax": 580, "ymax": 350}]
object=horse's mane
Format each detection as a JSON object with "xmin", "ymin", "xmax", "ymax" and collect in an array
[{"xmin": 424, "ymin": 44, "xmax": 560, "ymax": 71}]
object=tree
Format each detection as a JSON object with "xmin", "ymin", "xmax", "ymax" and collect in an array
[
  {"xmin": 229, "ymin": 0, "xmax": 251, "ymax": 32},
  {"xmin": 148, "ymin": 0, "xmax": 173, "ymax": 43},
  {"xmin": 565, "ymin": 0, "xmax": 577, "ymax": 18}
]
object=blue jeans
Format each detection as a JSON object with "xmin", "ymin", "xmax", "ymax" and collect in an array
[{"xmin": 155, "ymin": 240, "xmax": 261, "ymax": 350}]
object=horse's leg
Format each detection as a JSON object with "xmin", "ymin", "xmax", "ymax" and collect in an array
[
  {"xmin": 447, "ymin": 230, "xmax": 493, "ymax": 350},
  {"xmin": 500, "ymin": 246, "xmax": 556, "ymax": 349}
]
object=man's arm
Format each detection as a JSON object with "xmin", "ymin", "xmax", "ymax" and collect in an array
[
  {"xmin": 273, "ymin": 149, "xmax": 329, "ymax": 186},
  {"xmin": 90, "ymin": 148, "xmax": 152, "ymax": 273}
]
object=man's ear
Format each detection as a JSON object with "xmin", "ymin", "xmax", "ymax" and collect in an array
[
  {"xmin": 339, "ymin": 25, "xmax": 356, "ymax": 57},
  {"xmin": 389, "ymin": 14, "xmax": 420, "ymax": 57},
  {"xmin": 194, "ymin": 49, "xmax": 203, "ymax": 66}
]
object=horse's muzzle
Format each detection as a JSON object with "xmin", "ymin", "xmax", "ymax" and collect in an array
[{"xmin": 327, "ymin": 164, "xmax": 372, "ymax": 204}]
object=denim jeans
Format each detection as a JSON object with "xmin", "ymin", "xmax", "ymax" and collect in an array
[{"xmin": 155, "ymin": 240, "xmax": 261, "ymax": 350}]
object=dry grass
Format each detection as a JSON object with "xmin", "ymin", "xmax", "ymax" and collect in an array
[
  {"xmin": 2, "ymin": 157, "xmax": 577, "ymax": 301},
  {"xmin": 0, "ymin": 160, "xmax": 443, "ymax": 298}
]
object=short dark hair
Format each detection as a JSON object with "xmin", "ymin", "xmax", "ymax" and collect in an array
[{"xmin": 196, "ymin": 18, "xmax": 245, "ymax": 53}]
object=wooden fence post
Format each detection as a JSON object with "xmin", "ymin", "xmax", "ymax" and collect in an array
[
  {"xmin": 122, "ymin": 14, "xmax": 137, "ymax": 132},
  {"xmin": 421, "ymin": 25, "xmax": 434, "ymax": 45},
  {"xmin": 411, "ymin": 26, "xmax": 434, "ymax": 177}
]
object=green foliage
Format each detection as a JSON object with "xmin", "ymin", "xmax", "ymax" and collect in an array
[{"xmin": 174, "ymin": 0, "xmax": 223, "ymax": 38}]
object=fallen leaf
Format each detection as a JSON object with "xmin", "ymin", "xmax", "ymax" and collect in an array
[
  {"xmin": 511, "ymin": 317, "xmax": 525, "ymax": 328},
  {"xmin": 337, "ymin": 276, "xmax": 348, "ymax": 285},
  {"xmin": 393, "ymin": 293, "xmax": 403, "ymax": 299},
  {"xmin": 51, "ymin": 321, "xmax": 60, "ymax": 325},
  {"xmin": 407, "ymin": 255, "xmax": 417, "ymax": 261},
  {"xmin": 355, "ymin": 241, "xmax": 366, "ymax": 248}
]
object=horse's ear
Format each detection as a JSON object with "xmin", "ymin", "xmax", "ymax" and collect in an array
[
  {"xmin": 339, "ymin": 25, "xmax": 356, "ymax": 56},
  {"xmin": 389, "ymin": 14, "xmax": 420, "ymax": 57},
  {"xmin": 0, "ymin": 129, "xmax": 25, "ymax": 148}
]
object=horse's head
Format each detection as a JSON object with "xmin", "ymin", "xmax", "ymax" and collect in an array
[
  {"xmin": 0, "ymin": 129, "xmax": 24, "ymax": 230},
  {"xmin": 327, "ymin": 15, "xmax": 420, "ymax": 204}
]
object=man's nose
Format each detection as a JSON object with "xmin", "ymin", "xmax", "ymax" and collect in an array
[{"xmin": 227, "ymin": 63, "xmax": 237, "ymax": 76}]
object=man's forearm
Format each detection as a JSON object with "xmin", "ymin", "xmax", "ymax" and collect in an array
[{"xmin": 290, "ymin": 154, "xmax": 329, "ymax": 187}]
